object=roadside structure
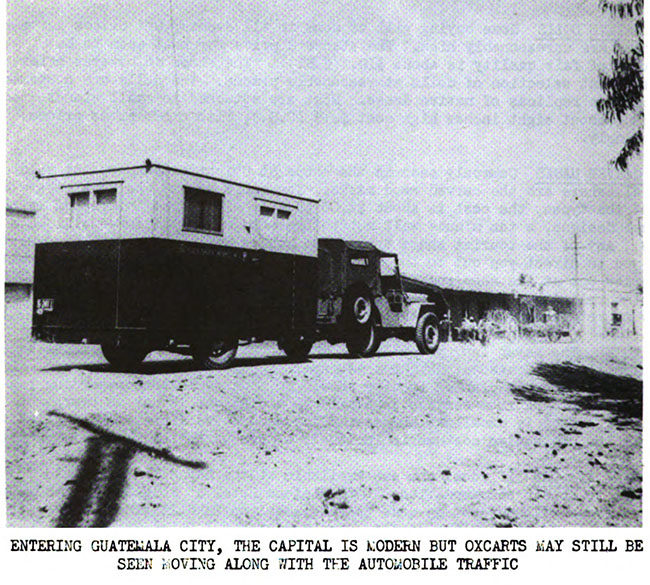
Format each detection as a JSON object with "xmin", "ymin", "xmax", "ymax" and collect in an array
[
  {"xmin": 5, "ymin": 197, "xmax": 37, "ymax": 302},
  {"xmin": 409, "ymin": 274, "xmax": 642, "ymax": 340},
  {"xmin": 540, "ymin": 279, "xmax": 642, "ymax": 338},
  {"xmin": 405, "ymin": 275, "xmax": 578, "ymax": 340}
]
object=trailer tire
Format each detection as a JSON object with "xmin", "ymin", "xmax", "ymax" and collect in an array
[
  {"xmin": 192, "ymin": 338, "xmax": 238, "ymax": 369},
  {"xmin": 415, "ymin": 312, "xmax": 440, "ymax": 355},
  {"xmin": 346, "ymin": 321, "xmax": 379, "ymax": 357},
  {"xmin": 101, "ymin": 341, "xmax": 148, "ymax": 370},
  {"xmin": 278, "ymin": 334, "xmax": 313, "ymax": 361}
]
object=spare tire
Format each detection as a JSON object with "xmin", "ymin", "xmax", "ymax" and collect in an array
[{"xmin": 343, "ymin": 288, "xmax": 373, "ymax": 325}]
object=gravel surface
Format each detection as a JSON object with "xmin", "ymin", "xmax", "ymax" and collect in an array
[{"xmin": 5, "ymin": 304, "xmax": 642, "ymax": 527}]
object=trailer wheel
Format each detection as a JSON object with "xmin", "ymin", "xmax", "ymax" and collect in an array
[
  {"xmin": 101, "ymin": 341, "xmax": 149, "ymax": 370},
  {"xmin": 415, "ymin": 313, "xmax": 440, "ymax": 355},
  {"xmin": 278, "ymin": 334, "xmax": 313, "ymax": 361},
  {"xmin": 192, "ymin": 338, "xmax": 238, "ymax": 369},
  {"xmin": 346, "ymin": 321, "xmax": 380, "ymax": 357}
]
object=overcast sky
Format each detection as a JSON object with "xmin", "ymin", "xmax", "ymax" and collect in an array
[{"xmin": 7, "ymin": 0, "xmax": 643, "ymax": 287}]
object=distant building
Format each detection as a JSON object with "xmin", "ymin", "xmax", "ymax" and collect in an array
[
  {"xmin": 405, "ymin": 274, "xmax": 641, "ymax": 340},
  {"xmin": 540, "ymin": 279, "xmax": 642, "ymax": 339},
  {"xmin": 430, "ymin": 276, "xmax": 576, "ymax": 322},
  {"xmin": 5, "ymin": 198, "xmax": 37, "ymax": 302},
  {"xmin": 404, "ymin": 275, "xmax": 578, "ymax": 340}
]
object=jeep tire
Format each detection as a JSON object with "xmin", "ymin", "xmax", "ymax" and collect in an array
[{"xmin": 415, "ymin": 312, "xmax": 441, "ymax": 355}]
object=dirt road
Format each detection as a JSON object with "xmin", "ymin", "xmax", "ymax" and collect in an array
[{"xmin": 5, "ymin": 309, "xmax": 642, "ymax": 527}]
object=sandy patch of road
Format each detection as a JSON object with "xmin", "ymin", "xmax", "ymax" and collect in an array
[{"xmin": 5, "ymin": 306, "xmax": 642, "ymax": 527}]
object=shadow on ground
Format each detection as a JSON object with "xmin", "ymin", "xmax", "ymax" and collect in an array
[
  {"xmin": 41, "ymin": 350, "xmax": 421, "ymax": 375},
  {"xmin": 50, "ymin": 410, "xmax": 206, "ymax": 527},
  {"xmin": 511, "ymin": 361, "xmax": 642, "ymax": 426}
]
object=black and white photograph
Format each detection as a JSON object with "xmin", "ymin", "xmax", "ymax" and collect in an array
[{"xmin": 4, "ymin": 0, "xmax": 643, "ymax": 542}]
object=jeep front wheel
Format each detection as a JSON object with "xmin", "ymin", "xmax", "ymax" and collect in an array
[{"xmin": 415, "ymin": 313, "xmax": 440, "ymax": 355}]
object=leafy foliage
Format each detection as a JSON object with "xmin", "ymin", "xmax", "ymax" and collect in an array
[{"xmin": 597, "ymin": 0, "xmax": 644, "ymax": 170}]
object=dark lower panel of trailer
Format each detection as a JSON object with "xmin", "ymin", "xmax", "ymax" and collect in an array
[{"xmin": 32, "ymin": 238, "xmax": 318, "ymax": 346}]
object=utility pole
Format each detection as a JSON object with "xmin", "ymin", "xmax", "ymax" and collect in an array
[
  {"xmin": 601, "ymin": 260, "xmax": 607, "ymax": 338},
  {"xmin": 565, "ymin": 233, "xmax": 585, "ymax": 297},
  {"xmin": 572, "ymin": 233, "xmax": 579, "ymax": 285},
  {"xmin": 565, "ymin": 233, "xmax": 586, "ymax": 337},
  {"xmin": 573, "ymin": 234, "xmax": 581, "ymax": 337}
]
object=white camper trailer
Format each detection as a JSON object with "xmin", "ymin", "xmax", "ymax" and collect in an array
[{"xmin": 33, "ymin": 160, "xmax": 320, "ymax": 368}]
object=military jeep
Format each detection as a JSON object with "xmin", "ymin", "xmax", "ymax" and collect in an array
[{"xmin": 316, "ymin": 239, "xmax": 447, "ymax": 357}]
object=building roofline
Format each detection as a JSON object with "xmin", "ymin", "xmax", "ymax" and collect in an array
[
  {"xmin": 541, "ymin": 277, "xmax": 628, "ymax": 286},
  {"xmin": 35, "ymin": 164, "xmax": 147, "ymax": 179},
  {"xmin": 6, "ymin": 206, "xmax": 36, "ymax": 216},
  {"xmin": 415, "ymin": 274, "xmax": 579, "ymax": 300},
  {"xmin": 35, "ymin": 159, "xmax": 320, "ymax": 204},
  {"xmin": 540, "ymin": 278, "xmax": 640, "ymax": 294}
]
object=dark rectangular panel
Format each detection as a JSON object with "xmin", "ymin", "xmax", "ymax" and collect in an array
[{"xmin": 33, "ymin": 241, "xmax": 119, "ymax": 331}]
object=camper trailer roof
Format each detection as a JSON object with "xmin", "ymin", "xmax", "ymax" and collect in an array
[{"xmin": 35, "ymin": 160, "xmax": 320, "ymax": 204}]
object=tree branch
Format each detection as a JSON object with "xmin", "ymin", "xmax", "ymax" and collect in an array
[
  {"xmin": 613, "ymin": 128, "xmax": 643, "ymax": 170},
  {"xmin": 599, "ymin": 0, "xmax": 643, "ymax": 18}
]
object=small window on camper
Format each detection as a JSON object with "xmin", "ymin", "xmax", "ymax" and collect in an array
[
  {"xmin": 183, "ymin": 187, "xmax": 223, "ymax": 234},
  {"xmin": 95, "ymin": 188, "xmax": 117, "ymax": 205},
  {"xmin": 350, "ymin": 257, "xmax": 369, "ymax": 266},
  {"xmin": 260, "ymin": 206, "xmax": 275, "ymax": 217},
  {"xmin": 69, "ymin": 192, "xmax": 90, "ymax": 207},
  {"xmin": 258, "ymin": 202, "xmax": 294, "ymax": 240}
]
